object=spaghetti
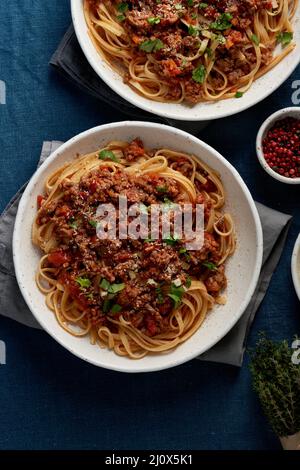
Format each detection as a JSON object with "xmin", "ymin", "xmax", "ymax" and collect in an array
[
  {"xmin": 33, "ymin": 138, "xmax": 236, "ymax": 358},
  {"xmin": 84, "ymin": 0, "xmax": 297, "ymax": 103}
]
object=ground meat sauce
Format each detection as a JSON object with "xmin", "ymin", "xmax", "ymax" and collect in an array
[
  {"xmin": 88, "ymin": 0, "xmax": 275, "ymax": 103},
  {"xmin": 37, "ymin": 140, "xmax": 226, "ymax": 337}
]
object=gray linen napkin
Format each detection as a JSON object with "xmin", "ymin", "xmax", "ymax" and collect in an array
[{"xmin": 0, "ymin": 142, "xmax": 292, "ymax": 366}]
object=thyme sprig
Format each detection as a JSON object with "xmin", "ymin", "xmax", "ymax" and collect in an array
[{"xmin": 249, "ymin": 334, "xmax": 300, "ymax": 437}]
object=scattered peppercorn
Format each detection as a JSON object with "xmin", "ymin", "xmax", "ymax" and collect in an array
[{"xmin": 262, "ymin": 117, "xmax": 300, "ymax": 179}]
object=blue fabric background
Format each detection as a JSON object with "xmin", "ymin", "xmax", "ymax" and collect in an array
[{"xmin": 0, "ymin": 0, "xmax": 299, "ymax": 450}]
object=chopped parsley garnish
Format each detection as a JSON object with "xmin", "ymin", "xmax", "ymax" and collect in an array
[
  {"xmin": 100, "ymin": 278, "xmax": 111, "ymax": 291},
  {"xmin": 147, "ymin": 17, "xmax": 161, "ymax": 25},
  {"xmin": 116, "ymin": 14, "xmax": 126, "ymax": 21},
  {"xmin": 100, "ymin": 279, "xmax": 125, "ymax": 294},
  {"xmin": 89, "ymin": 219, "xmax": 97, "ymax": 228},
  {"xmin": 76, "ymin": 277, "xmax": 91, "ymax": 289},
  {"xmin": 139, "ymin": 39, "xmax": 164, "ymax": 53},
  {"xmin": 187, "ymin": 0, "xmax": 194, "ymax": 6},
  {"xmin": 98, "ymin": 149, "xmax": 120, "ymax": 162},
  {"xmin": 175, "ymin": 3, "xmax": 184, "ymax": 10},
  {"xmin": 188, "ymin": 25, "xmax": 199, "ymax": 36},
  {"xmin": 68, "ymin": 218, "xmax": 78, "ymax": 229},
  {"xmin": 168, "ymin": 284, "xmax": 185, "ymax": 309},
  {"xmin": 210, "ymin": 13, "xmax": 232, "ymax": 31},
  {"xmin": 199, "ymin": 2, "xmax": 208, "ymax": 8},
  {"xmin": 191, "ymin": 12, "xmax": 197, "ymax": 19},
  {"xmin": 202, "ymin": 261, "xmax": 218, "ymax": 271},
  {"xmin": 102, "ymin": 299, "xmax": 111, "ymax": 313},
  {"xmin": 235, "ymin": 91, "xmax": 243, "ymax": 98},
  {"xmin": 156, "ymin": 185, "xmax": 168, "ymax": 193},
  {"xmin": 117, "ymin": 2, "xmax": 128, "ymax": 13},
  {"xmin": 86, "ymin": 292, "xmax": 94, "ymax": 300},
  {"xmin": 144, "ymin": 237, "xmax": 155, "ymax": 243},
  {"xmin": 276, "ymin": 31, "xmax": 293, "ymax": 46},
  {"xmin": 192, "ymin": 65, "xmax": 206, "ymax": 84},
  {"xmin": 163, "ymin": 234, "xmax": 180, "ymax": 245},
  {"xmin": 111, "ymin": 304, "xmax": 122, "ymax": 314},
  {"xmin": 186, "ymin": 276, "xmax": 192, "ymax": 289},
  {"xmin": 179, "ymin": 247, "xmax": 187, "ymax": 254},
  {"xmin": 251, "ymin": 34, "xmax": 260, "ymax": 46},
  {"xmin": 156, "ymin": 286, "xmax": 164, "ymax": 304}
]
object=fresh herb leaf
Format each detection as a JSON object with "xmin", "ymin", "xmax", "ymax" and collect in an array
[
  {"xmin": 168, "ymin": 284, "xmax": 185, "ymax": 308},
  {"xmin": 179, "ymin": 247, "xmax": 187, "ymax": 254},
  {"xmin": 102, "ymin": 299, "xmax": 112, "ymax": 313},
  {"xmin": 277, "ymin": 31, "xmax": 293, "ymax": 46},
  {"xmin": 175, "ymin": 3, "xmax": 184, "ymax": 10},
  {"xmin": 68, "ymin": 218, "xmax": 78, "ymax": 229},
  {"xmin": 192, "ymin": 65, "xmax": 206, "ymax": 83},
  {"xmin": 186, "ymin": 276, "xmax": 192, "ymax": 288},
  {"xmin": 144, "ymin": 237, "xmax": 155, "ymax": 243},
  {"xmin": 147, "ymin": 17, "xmax": 160, "ymax": 25},
  {"xmin": 199, "ymin": 2, "xmax": 208, "ymax": 8},
  {"xmin": 156, "ymin": 286, "xmax": 164, "ymax": 304},
  {"xmin": 139, "ymin": 39, "xmax": 164, "ymax": 53},
  {"xmin": 235, "ymin": 91, "xmax": 243, "ymax": 98},
  {"xmin": 86, "ymin": 292, "xmax": 94, "ymax": 300},
  {"xmin": 109, "ymin": 283, "xmax": 125, "ymax": 294},
  {"xmin": 163, "ymin": 234, "xmax": 180, "ymax": 245},
  {"xmin": 100, "ymin": 278, "xmax": 111, "ymax": 291},
  {"xmin": 191, "ymin": 12, "xmax": 197, "ymax": 19},
  {"xmin": 89, "ymin": 219, "xmax": 97, "ymax": 228},
  {"xmin": 251, "ymin": 34, "xmax": 260, "ymax": 46},
  {"xmin": 202, "ymin": 261, "xmax": 217, "ymax": 270},
  {"xmin": 187, "ymin": 0, "xmax": 194, "ymax": 6},
  {"xmin": 76, "ymin": 277, "xmax": 91, "ymax": 289},
  {"xmin": 188, "ymin": 25, "xmax": 199, "ymax": 36},
  {"xmin": 206, "ymin": 47, "xmax": 212, "ymax": 57},
  {"xmin": 98, "ymin": 149, "xmax": 120, "ymax": 162},
  {"xmin": 116, "ymin": 14, "xmax": 126, "ymax": 21},
  {"xmin": 156, "ymin": 185, "xmax": 168, "ymax": 193},
  {"xmin": 110, "ymin": 304, "xmax": 122, "ymax": 314},
  {"xmin": 210, "ymin": 12, "xmax": 232, "ymax": 30},
  {"xmin": 117, "ymin": 2, "xmax": 128, "ymax": 13}
]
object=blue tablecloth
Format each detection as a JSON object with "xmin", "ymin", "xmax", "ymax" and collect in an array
[{"xmin": 0, "ymin": 0, "xmax": 299, "ymax": 451}]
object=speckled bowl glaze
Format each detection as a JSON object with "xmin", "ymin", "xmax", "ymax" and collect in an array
[
  {"xmin": 71, "ymin": 0, "xmax": 300, "ymax": 121},
  {"xmin": 13, "ymin": 122, "xmax": 263, "ymax": 372},
  {"xmin": 292, "ymin": 233, "xmax": 300, "ymax": 301},
  {"xmin": 256, "ymin": 107, "xmax": 300, "ymax": 184}
]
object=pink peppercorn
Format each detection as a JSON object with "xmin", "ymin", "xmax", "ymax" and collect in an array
[{"xmin": 262, "ymin": 117, "xmax": 300, "ymax": 178}]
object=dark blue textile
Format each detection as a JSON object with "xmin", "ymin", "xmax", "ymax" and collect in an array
[{"xmin": 0, "ymin": 0, "xmax": 299, "ymax": 450}]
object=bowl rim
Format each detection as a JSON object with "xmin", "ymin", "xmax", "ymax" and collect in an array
[
  {"xmin": 256, "ymin": 107, "xmax": 300, "ymax": 185},
  {"xmin": 291, "ymin": 233, "xmax": 300, "ymax": 301},
  {"xmin": 13, "ymin": 121, "xmax": 263, "ymax": 372},
  {"xmin": 71, "ymin": 0, "xmax": 300, "ymax": 122}
]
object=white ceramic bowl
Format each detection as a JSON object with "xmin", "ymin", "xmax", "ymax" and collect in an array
[
  {"xmin": 292, "ymin": 233, "xmax": 300, "ymax": 301},
  {"xmin": 71, "ymin": 0, "xmax": 300, "ymax": 121},
  {"xmin": 256, "ymin": 107, "xmax": 300, "ymax": 184},
  {"xmin": 13, "ymin": 122, "xmax": 263, "ymax": 373}
]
